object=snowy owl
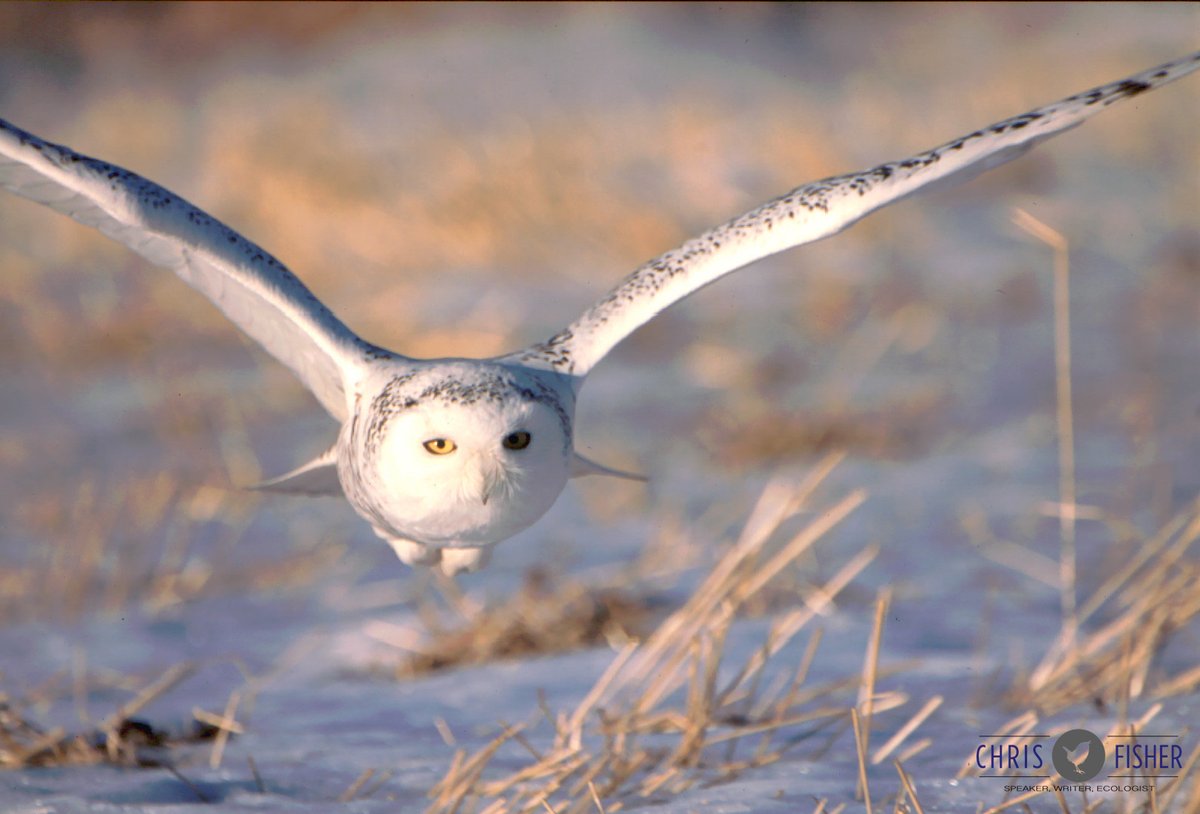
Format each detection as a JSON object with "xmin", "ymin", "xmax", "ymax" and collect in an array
[{"xmin": 1, "ymin": 53, "xmax": 1197, "ymax": 575}]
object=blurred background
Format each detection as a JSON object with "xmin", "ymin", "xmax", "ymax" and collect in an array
[{"xmin": 0, "ymin": 3, "xmax": 1196, "ymax": 623}]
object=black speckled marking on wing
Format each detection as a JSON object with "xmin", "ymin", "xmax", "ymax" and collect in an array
[
  {"xmin": 64, "ymin": 146, "xmax": 374, "ymax": 352},
  {"xmin": 513, "ymin": 50, "xmax": 1200, "ymax": 377},
  {"xmin": 0, "ymin": 116, "xmax": 398, "ymax": 419}
]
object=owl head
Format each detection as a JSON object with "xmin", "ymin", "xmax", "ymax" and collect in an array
[{"xmin": 350, "ymin": 363, "xmax": 574, "ymax": 547}]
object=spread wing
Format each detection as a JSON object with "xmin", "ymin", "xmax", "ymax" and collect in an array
[
  {"xmin": 0, "ymin": 118, "xmax": 397, "ymax": 421},
  {"xmin": 507, "ymin": 51, "xmax": 1200, "ymax": 381}
]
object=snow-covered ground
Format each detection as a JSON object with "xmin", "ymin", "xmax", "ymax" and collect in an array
[{"xmin": 1, "ymin": 5, "xmax": 1197, "ymax": 812}]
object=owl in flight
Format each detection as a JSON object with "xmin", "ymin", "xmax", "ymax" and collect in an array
[{"xmin": 1, "ymin": 53, "xmax": 1197, "ymax": 574}]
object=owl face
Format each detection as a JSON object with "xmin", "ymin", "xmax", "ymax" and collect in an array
[{"xmin": 346, "ymin": 365, "xmax": 574, "ymax": 547}]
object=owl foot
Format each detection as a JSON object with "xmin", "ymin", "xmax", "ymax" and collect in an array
[
  {"xmin": 382, "ymin": 534, "xmax": 491, "ymax": 577},
  {"xmin": 385, "ymin": 536, "xmax": 440, "ymax": 567},
  {"xmin": 438, "ymin": 546, "xmax": 492, "ymax": 577}
]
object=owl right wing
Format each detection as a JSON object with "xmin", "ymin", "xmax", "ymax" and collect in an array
[
  {"xmin": 505, "ymin": 51, "xmax": 1200, "ymax": 382},
  {"xmin": 0, "ymin": 118, "xmax": 402, "ymax": 422}
]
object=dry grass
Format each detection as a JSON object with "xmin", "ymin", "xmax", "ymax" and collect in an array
[
  {"xmin": 365, "ymin": 453, "xmax": 820, "ymax": 678},
  {"xmin": 0, "ymin": 662, "xmax": 237, "ymax": 775},
  {"xmin": 386, "ymin": 570, "xmax": 660, "ymax": 678},
  {"xmin": 420, "ymin": 461, "xmax": 940, "ymax": 813},
  {"xmin": 1010, "ymin": 498, "xmax": 1200, "ymax": 716},
  {"xmin": 953, "ymin": 212, "xmax": 1200, "ymax": 812},
  {"xmin": 367, "ymin": 455, "xmax": 855, "ymax": 680},
  {"xmin": 1012, "ymin": 210, "xmax": 1078, "ymax": 654},
  {"xmin": 997, "ymin": 212, "xmax": 1200, "ymax": 716},
  {"xmin": 0, "ymin": 457, "xmax": 928, "ymax": 814},
  {"xmin": 0, "ymin": 472, "xmax": 347, "ymax": 625},
  {"xmin": 957, "ymin": 497, "xmax": 1200, "ymax": 808}
]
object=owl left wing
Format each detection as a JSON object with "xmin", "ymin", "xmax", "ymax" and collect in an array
[
  {"xmin": 505, "ymin": 51, "xmax": 1200, "ymax": 381},
  {"xmin": 0, "ymin": 118, "xmax": 395, "ymax": 421}
]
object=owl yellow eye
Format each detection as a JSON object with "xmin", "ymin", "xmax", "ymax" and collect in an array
[
  {"xmin": 423, "ymin": 438, "xmax": 457, "ymax": 455},
  {"xmin": 502, "ymin": 430, "xmax": 532, "ymax": 450}
]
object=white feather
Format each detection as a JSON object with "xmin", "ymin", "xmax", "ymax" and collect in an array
[
  {"xmin": 253, "ymin": 445, "xmax": 343, "ymax": 496},
  {"xmin": 0, "ymin": 120, "xmax": 396, "ymax": 420},
  {"xmin": 506, "ymin": 51, "xmax": 1200, "ymax": 381}
]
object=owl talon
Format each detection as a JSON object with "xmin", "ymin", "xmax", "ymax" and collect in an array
[
  {"xmin": 383, "ymin": 535, "xmax": 489, "ymax": 577},
  {"xmin": 439, "ymin": 547, "xmax": 492, "ymax": 577},
  {"xmin": 386, "ymin": 537, "xmax": 441, "ymax": 567}
]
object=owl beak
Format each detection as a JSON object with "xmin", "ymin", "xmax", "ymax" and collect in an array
[{"xmin": 479, "ymin": 460, "xmax": 507, "ymax": 506}]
